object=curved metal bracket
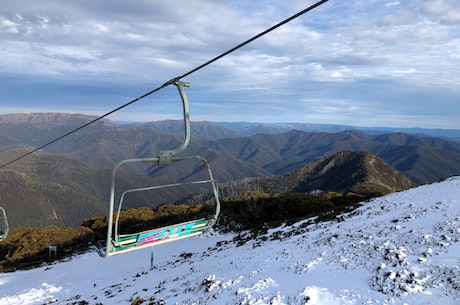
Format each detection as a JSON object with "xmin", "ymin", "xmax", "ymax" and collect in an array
[{"xmin": 159, "ymin": 81, "xmax": 191, "ymax": 165}]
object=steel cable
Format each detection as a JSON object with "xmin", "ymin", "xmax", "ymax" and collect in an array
[{"xmin": 0, "ymin": 0, "xmax": 330, "ymax": 169}]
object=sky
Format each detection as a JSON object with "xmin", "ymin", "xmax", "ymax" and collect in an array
[{"xmin": 0, "ymin": 0, "xmax": 459, "ymax": 128}]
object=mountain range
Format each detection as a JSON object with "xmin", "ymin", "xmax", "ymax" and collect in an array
[
  {"xmin": 124, "ymin": 119, "xmax": 460, "ymax": 140},
  {"xmin": 1, "ymin": 113, "xmax": 460, "ymax": 228},
  {"xmin": 2, "ymin": 113, "xmax": 460, "ymax": 184}
]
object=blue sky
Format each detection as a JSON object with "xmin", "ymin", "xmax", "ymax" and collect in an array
[{"xmin": 0, "ymin": 0, "xmax": 459, "ymax": 128}]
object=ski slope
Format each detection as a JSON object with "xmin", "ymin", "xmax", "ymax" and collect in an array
[{"xmin": 1, "ymin": 177, "xmax": 459, "ymax": 305}]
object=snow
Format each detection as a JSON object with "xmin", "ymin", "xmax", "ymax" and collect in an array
[{"xmin": 1, "ymin": 177, "xmax": 459, "ymax": 305}]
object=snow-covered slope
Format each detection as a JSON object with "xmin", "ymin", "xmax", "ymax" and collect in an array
[{"xmin": 1, "ymin": 177, "xmax": 459, "ymax": 305}]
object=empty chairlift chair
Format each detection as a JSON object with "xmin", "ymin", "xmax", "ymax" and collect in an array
[{"xmin": 95, "ymin": 81, "xmax": 221, "ymax": 257}]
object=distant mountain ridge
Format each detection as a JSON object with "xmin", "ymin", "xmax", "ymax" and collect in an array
[
  {"xmin": 0, "ymin": 112, "xmax": 112, "ymax": 128},
  {"xmin": 121, "ymin": 120, "xmax": 243, "ymax": 140},
  {"xmin": 1, "ymin": 112, "xmax": 460, "ymax": 184},
  {"xmin": 120, "ymin": 119, "xmax": 460, "ymax": 140}
]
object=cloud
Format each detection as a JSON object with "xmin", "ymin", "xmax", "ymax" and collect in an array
[
  {"xmin": 0, "ymin": 0, "xmax": 459, "ymax": 128},
  {"xmin": 0, "ymin": 16, "xmax": 19, "ymax": 33},
  {"xmin": 385, "ymin": 1, "xmax": 400, "ymax": 7},
  {"xmin": 423, "ymin": 0, "xmax": 460, "ymax": 24}
]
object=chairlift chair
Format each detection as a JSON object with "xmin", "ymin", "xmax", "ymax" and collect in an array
[
  {"xmin": 0, "ymin": 207, "xmax": 9, "ymax": 241},
  {"xmin": 95, "ymin": 81, "xmax": 220, "ymax": 257}
]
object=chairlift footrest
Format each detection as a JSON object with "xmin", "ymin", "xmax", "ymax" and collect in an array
[{"xmin": 109, "ymin": 218, "xmax": 210, "ymax": 255}]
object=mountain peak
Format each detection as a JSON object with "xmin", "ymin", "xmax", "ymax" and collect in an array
[
  {"xmin": 219, "ymin": 151, "xmax": 416, "ymax": 199},
  {"xmin": 291, "ymin": 151, "xmax": 416, "ymax": 196}
]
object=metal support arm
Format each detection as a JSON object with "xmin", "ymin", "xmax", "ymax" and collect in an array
[{"xmin": 159, "ymin": 81, "xmax": 191, "ymax": 165}]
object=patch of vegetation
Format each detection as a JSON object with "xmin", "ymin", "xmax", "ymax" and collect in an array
[
  {"xmin": 131, "ymin": 296, "xmax": 145, "ymax": 305},
  {"xmin": 0, "ymin": 192, "xmax": 366, "ymax": 272},
  {"xmin": 217, "ymin": 192, "xmax": 364, "ymax": 232},
  {"xmin": 0, "ymin": 226, "xmax": 93, "ymax": 272}
]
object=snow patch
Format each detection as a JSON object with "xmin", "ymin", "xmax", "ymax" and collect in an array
[
  {"xmin": 298, "ymin": 286, "xmax": 355, "ymax": 305},
  {"xmin": 0, "ymin": 283, "xmax": 61, "ymax": 305},
  {"xmin": 236, "ymin": 278, "xmax": 277, "ymax": 305},
  {"xmin": 1, "ymin": 176, "xmax": 459, "ymax": 304}
]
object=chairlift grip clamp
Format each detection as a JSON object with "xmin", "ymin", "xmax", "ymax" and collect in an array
[{"xmin": 159, "ymin": 150, "xmax": 174, "ymax": 165}]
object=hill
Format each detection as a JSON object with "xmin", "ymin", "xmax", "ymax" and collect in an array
[
  {"xmin": 219, "ymin": 151, "xmax": 415, "ymax": 199},
  {"xmin": 288, "ymin": 150, "xmax": 416, "ymax": 195},
  {"xmin": 0, "ymin": 149, "xmax": 208, "ymax": 228},
  {"xmin": 1, "ymin": 176, "xmax": 458, "ymax": 304},
  {"xmin": 0, "ymin": 149, "xmax": 109, "ymax": 228}
]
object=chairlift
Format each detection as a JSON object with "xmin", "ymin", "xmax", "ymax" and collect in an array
[
  {"xmin": 0, "ymin": 207, "xmax": 9, "ymax": 241},
  {"xmin": 95, "ymin": 81, "xmax": 220, "ymax": 257}
]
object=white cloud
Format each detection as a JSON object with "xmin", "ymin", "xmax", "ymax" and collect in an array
[
  {"xmin": 94, "ymin": 23, "xmax": 110, "ymax": 33},
  {"xmin": 385, "ymin": 1, "xmax": 400, "ymax": 7},
  {"xmin": 0, "ymin": 16, "xmax": 19, "ymax": 33},
  {"xmin": 423, "ymin": 0, "xmax": 460, "ymax": 24},
  {"xmin": 390, "ymin": 68, "xmax": 416, "ymax": 74}
]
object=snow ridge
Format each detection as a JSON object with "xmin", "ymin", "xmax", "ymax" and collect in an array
[{"xmin": 0, "ymin": 177, "xmax": 459, "ymax": 305}]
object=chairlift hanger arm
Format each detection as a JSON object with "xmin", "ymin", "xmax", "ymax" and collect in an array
[{"xmin": 159, "ymin": 80, "xmax": 191, "ymax": 165}]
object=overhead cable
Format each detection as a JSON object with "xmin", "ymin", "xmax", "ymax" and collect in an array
[{"xmin": 0, "ymin": 0, "xmax": 330, "ymax": 169}]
